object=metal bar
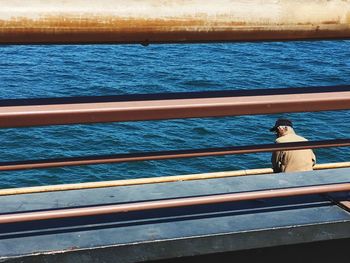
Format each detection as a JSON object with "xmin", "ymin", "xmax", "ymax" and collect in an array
[
  {"xmin": 324, "ymin": 193, "xmax": 350, "ymax": 211},
  {"xmin": 339, "ymin": 201, "xmax": 350, "ymax": 210},
  {"xmin": 1, "ymin": 86, "xmax": 350, "ymax": 128},
  {"xmin": 0, "ymin": 183, "xmax": 349, "ymax": 224},
  {"xmin": 0, "ymin": 139, "xmax": 349, "ymax": 171},
  {"xmin": 1, "ymin": 162, "xmax": 349, "ymax": 196},
  {"xmin": 1, "ymin": 0, "xmax": 350, "ymax": 44}
]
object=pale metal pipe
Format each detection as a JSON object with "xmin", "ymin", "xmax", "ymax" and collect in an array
[
  {"xmin": 0, "ymin": 162, "xmax": 349, "ymax": 196},
  {"xmin": 0, "ymin": 0, "xmax": 350, "ymax": 44}
]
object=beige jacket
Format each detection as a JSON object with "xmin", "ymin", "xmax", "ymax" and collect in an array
[{"xmin": 271, "ymin": 130, "xmax": 316, "ymax": 173}]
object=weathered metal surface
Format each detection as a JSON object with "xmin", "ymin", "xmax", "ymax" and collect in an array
[
  {"xmin": 0, "ymin": 139, "xmax": 349, "ymax": 171},
  {"xmin": 0, "ymin": 0, "xmax": 350, "ymax": 44},
  {"xmin": 0, "ymin": 169, "xmax": 349, "ymax": 262},
  {"xmin": 1, "ymin": 86, "xmax": 350, "ymax": 128}
]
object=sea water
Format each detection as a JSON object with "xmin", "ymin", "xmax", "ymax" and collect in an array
[{"xmin": 0, "ymin": 41, "xmax": 349, "ymax": 188}]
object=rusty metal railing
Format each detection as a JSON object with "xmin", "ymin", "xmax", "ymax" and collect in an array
[
  {"xmin": 0, "ymin": 86, "xmax": 350, "ymax": 128},
  {"xmin": 1, "ymin": 0, "xmax": 350, "ymax": 224},
  {"xmin": 0, "ymin": 182, "xmax": 349, "ymax": 224},
  {"xmin": 1, "ymin": 139, "xmax": 350, "ymax": 171},
  {"xmin": 1, "ymin": 86, "xmax": 349, "ymax": 172}
]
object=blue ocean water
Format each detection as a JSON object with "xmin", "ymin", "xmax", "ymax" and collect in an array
[{"xmin": 0, "ymin": 41, "xmax": 349, "ymax": 188}]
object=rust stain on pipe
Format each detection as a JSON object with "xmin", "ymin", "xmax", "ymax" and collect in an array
[
  {"xmin": 0, "ymin": 183, "xmax": 349, "ymax": 224},
  {"xmin": 0, "ymin": 0, "xmax": 349, "ymax": 44},
  {"xmin": 1, "ymin": 19, "xmax": 349, "ymax": 44},
  {"xmin": 0, "ymin": 139, "xmax": 349, "ymax": 171}
]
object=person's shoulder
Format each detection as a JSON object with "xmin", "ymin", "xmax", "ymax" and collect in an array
[
  {"xmin": 293, "ymin": 133, "xmax": 308, "ymax": 142},
  {"xmin": 276, "ymin": 133, "xmax": 308, "ymax": 143},
  {"xmin": 276, "ymin": 136, "xmax": 287, "ymax": 143}
]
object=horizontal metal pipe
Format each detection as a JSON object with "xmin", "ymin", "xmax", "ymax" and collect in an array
[
  {"xmin": 1, "ymin": 86, "xmax": 350, "ymax": 128},
  {"xmin": 1, "ymin": 0, "xmax": 350, "ymax": 44},
  {"xmin": 1, "ymin": 161, "xmax": 349, "ymax": 196},
  {"xmin": 0, "ymin": 139, "xmax": 349, "ymax": 171},
  {"xmin": 0, "ymin": 183, "xmax": 349, "ymax": 224}
]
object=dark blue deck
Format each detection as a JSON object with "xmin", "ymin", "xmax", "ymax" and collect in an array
[{"xmin": 0, "ymin": 168, "xmax": 349, "ymax": 262}]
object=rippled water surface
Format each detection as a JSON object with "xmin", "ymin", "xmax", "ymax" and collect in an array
[{"xmin": 0, "ymin": 41, "xmax": 349, "ymax": 188}]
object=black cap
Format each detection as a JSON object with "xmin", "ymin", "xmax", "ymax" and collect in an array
[{"xmin": 270, "ymin": 118, "xmax": 293, "ymax": 132}]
